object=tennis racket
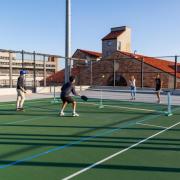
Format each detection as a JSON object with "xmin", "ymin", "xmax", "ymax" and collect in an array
[{"xmin": 81, "ymin": 95, "xmax": 88, "ymax": 101}]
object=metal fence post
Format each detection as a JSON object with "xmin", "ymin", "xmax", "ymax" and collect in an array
[
  {"xmin": 174, "ymin": 55, "xmax": 177, "ymax": 90},
  {"xmin": 33, "ymin": 51, "xmax": 36, "ymax": 93},
  {"xmin": 43, "ymin": 55, "xmax": 46, "ymax": 87},
  {"xmin": 9, "ymin": 52, "xmax": 13, "ymax": 88},
  {"xmin": 90, "ymin": 60, "xmax": 93, "ymax": 86},
  {"xmin": 22, "ymin": 50, "xmax": 24, "ymax": 70},
  {"xmin": 69, "ymin": 58, "xmax": 72, "ymax": 76},
  {"xmin": 65, "ymin": 0, "xmax": 71, "ymax": 83},
  {"xmin": 113, "ymin": 59, "xmax": 116, "ymax": 87},
  {"xmin": 141, "ymin": 57, "xmax": 144, "ymax": 88}
]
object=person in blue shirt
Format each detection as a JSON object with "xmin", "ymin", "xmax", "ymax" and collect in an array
[
  {"xmin": 16, "ymin": 70, "xmax": 26, "ymax": 111},
  {"xmin": 60, "ymin": 76, "xmax": 79, "ymax": 117}
]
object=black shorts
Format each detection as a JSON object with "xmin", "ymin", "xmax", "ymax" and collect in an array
[
  {"xmin": 61, "ymin": 96, "xmax": 74, "ymax": 104},
  {"xmin": 156, "ymin": 86, "xmax": 161, "ymax": 91}
]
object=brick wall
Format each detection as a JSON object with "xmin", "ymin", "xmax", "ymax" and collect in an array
[{"xmin": 74, "ymin": 57, "xmax": 179, "ymax": 89}]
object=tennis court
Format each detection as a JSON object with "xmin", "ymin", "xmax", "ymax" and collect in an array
[{"xmin": 0, "ymin": 90, "xmax": 180, "ymax": 180}]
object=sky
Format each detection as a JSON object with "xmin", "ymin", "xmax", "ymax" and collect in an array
[{"xmin": 0, "ymin": 0, "xmax": 180, "ymax": 58}]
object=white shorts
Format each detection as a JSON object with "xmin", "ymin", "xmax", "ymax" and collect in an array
[{"xmin": 17, "ymin": 89, "xmax": 25, "ymax": 99}]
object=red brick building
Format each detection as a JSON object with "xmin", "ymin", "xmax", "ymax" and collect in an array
[{"xmin": 46, "ymin": 26, "xmax": 180, "ymax": 89}]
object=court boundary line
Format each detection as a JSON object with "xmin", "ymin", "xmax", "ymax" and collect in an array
[
  {"xmin": 0, "ymin": 98, "xmax": 171, "ymax": 114},
  {"xmin": 0, "ymin": 103, "xmax": 55, "ymax": 126},
  {"xmin": 0, "ymin": 99, "xmax": 151, "ymax": 127},
  {"xmin": 4, "ymin": 117, "xmax": 45, "ymax": 125},
  {"xmin": 0, "ymin": 111, "xmax": 164, "ymax": 169},
  {"xmin": 0, "ymin": 103, "xmax": 179, "ymax": 170},
  {"xmin": 62, "ymin": 121, "xmax": 180, "ymax": 180},
  {"xmin": 0, "ymin": 99, "xmax": 52, "ymax": 107},
  {"xmin": 0, "ymin": 100, "xmax": 57, "ymax": 125},
  {"xmin": 136, "ymin": 122, "xmax": 168, "ymax": 129},
  {"xmin": 78, "ymin": 102, "xmax": 160, "ymax": 113}
]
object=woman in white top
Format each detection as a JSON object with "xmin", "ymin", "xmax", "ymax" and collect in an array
[{"xmin": 129, "ymin": 76, "xmax": 136, "ymax": 100}]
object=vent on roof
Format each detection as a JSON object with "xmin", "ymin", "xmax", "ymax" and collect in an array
[{"xmin": 111, "ymin": 26, "xmax": 127, "ymax": 32}]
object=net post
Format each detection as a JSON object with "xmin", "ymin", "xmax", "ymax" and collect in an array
[
  {"xmin": 53, "ymin": 83, "xmax": 56, "ymax": 101},
  {"xmin": 99, "ymin": 75, "xmax": 105, "ymax": 108},
  {"xmin": 51, "ymin": 82, "xmax": 59, "ymax": 103},
  {"xmin": 165, "ymin": 91, "xmax": 173, "ymax": 116},
  {"xmin": 99, "ymin": 89, "xmax": 104, "ymax": 108}
]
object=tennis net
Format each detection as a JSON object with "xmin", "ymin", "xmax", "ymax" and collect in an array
[{"xmin": 50, "ymin": 87, "xmax": 174, "ymax": 116}]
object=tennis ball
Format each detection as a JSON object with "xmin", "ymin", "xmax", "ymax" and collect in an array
[{"xmin": 102, "ymin": 75, "xmax": 105, "ymax": 78}]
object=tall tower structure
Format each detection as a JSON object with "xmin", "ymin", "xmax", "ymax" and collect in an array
[{"xmin": 102, "ymin": 26, "xmax": 131, "ymax": 58}]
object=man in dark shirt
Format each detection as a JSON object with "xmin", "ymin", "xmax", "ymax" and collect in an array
[
  {"xmin": 16, "ymin": 70, "xmax": 26, "ymax": 111},
  {"xmin": 155, "ymin": 74, "xmax": 162, "ymax": 103},
  {"xmin": 60, "ymin": 76, "xmax": 79, "ymax": 117}
]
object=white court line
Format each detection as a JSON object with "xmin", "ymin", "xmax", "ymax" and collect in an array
[
  {"xmin": 78, "ymin": 102, "xmax": 157, "ymax": 113},
  {"xmin": 0, "ymin": 100, "xmax": 52, "ymax": 125},
  {"xmin": 0, "ymin": 99, "xmax": 53, "ymax": 108},
  {"xmin": 0, "ymin": 116, "xmax": 45, "ymax": 132},
  {"xmin": 0, "ymin": 104, "xmax": 14, "ymax": 107},
  {"xmin": 136, "ymin": 122, "xmax": 168, "ymax": 129},
  {"xmin": 4, "ymin": 116, "xmax": 44, "ymax": 125},
  {"xmin": 62, "ymin": 121, "xmax": 180, "ymax": 180},
  {"xmin": 0, "ymin": 99, "xmax": 163, "ymax": 113}
]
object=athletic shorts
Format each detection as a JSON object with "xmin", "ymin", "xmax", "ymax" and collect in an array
[
  {"xmin": 156, "ymin": 86, "xmax": 161, "ymax": 91},
  {"xmin": 17, "ymin": 89, "xmax": 25, "ymax": 99},
  {"xmin": 61, "ymin": 96, "xmax": 74, "ymax": 104}
]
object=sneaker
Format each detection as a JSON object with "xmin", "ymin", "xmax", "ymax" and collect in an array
[
  {"xmin": 60, "ymin": 112, "xmax": 65, "ymax": 116},
  {"xmin": 16, "ymin": 108, "xmax": 21, "ymax": 111},
  {"xmin": 73, "ymin": 112, "xmax": 79, "ymax": 117},
  {"xmin": 19, "ymin": 108, "xmax": 25, "ymax": 112}
]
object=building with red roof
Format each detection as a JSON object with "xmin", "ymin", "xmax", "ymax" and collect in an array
[{"xmin": 45, "ymin": 26, "xmax": 180, "ymax": 89}]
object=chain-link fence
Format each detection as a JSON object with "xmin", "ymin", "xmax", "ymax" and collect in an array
[
  {"xmin": 0, "ymin": 49, "xmax": 61, "ymax": 92},
  {"xmin": 65, "ymin": 55, "xmax": 180, "ymax": 90},
  {"xmin": 0, "ymin": 49, "xmax": 180, "ymax": 90}
]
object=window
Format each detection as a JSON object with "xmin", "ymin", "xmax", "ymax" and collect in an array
[
  {"xmin": 118, "ymin": 41, "xmax": 121, "ymax": 50},
  {"xmin": 107, "ymin": 41, "xmax": 112, "ymax": 46}
]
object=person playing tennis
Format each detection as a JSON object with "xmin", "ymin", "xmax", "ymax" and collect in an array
[
  {"xmin": 129, "ymin": 75, "xmax": 136, "ymax": 100},
  {"xmin": 16, "ymin": 70, "xmax": 27, "ymax": 111},
  {"xmin": 60, "ymin": 76, "xmax": 80, "ymax": 117},
  {"xmin": 155, "ymin": 73, "xmax": 163, "ymax": 103}
]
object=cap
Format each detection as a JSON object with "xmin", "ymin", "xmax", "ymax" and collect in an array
[{"xmin": 20, "ymin": 70, "xmax": 26, "ymax": 75}]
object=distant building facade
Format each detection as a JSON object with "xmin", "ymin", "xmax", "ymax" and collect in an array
[
  {"xmin": 46, "ymin": 26, "xmax": 180, "ymax": 89},
  {"xmin": 0, "ymin": 51, "xmax": 59, "ymax": 87}
]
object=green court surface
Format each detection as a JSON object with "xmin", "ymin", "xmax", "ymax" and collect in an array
[{"xmin": 0, "ymin": 98, "xmax": 179, "ymax": 180}]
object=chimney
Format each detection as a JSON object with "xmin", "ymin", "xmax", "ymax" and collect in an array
[{"xmin": 102, "ymin": 26, "xmax": 131, "ymax": 58}]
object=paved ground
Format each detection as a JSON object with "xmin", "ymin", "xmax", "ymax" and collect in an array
[
  {"xmin": 83, "ymin": 90, "xmax": 180, "ymax": 106},
  {"xmin": 0, "ymin": 89, "xmax": 179, "ymax": 106}
]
